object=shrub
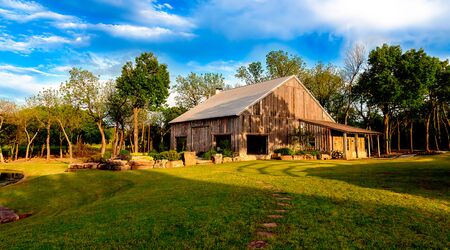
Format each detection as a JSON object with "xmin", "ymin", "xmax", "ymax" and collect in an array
[
  {"xmin": 331, "ymin": 150, "xmax": 344, "ymax": 159},
  {"xmin": 274, "ymin": 147, "xmax": 295, "ymax": 156},
  {"xmin": 309, "ymin": 150, "xmax": 320, "ymax": 156},
  {"xmin": 203, "ymin": 149, "xmax": 217, "ymax": 160},
  {"xmin": 119, "ymin": 150, "xmax": 131, "ymax": 161},
  {"xmin": 148, "ymin": 150, "xmax": 160, "ymax": 159},
  {"xmin": 295, "ymin": 150, "xmax": 307, "ymax": 155},
  {"xmin": 103, "ymin": 151, "xmax": 112, "ymax": 160},
  {"xmin": 159, "ymin": 150, "xmax": 180, "ymax": 161},
  {"xmin": 85, "ymin": 154, "xmax": 107, "ymax": 163},
  {"xmin": 222, "ymin": 148, "xmax": 233, "ymax": 158}
]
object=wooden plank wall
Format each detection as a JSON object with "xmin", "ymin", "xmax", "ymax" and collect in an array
[
  {"xmin": 240, "ymin": 78, "xmax": 334, "ymax": 153},
  {"xmin": 170, "ymin": 117, "xmax": 240, "ymax": 153}
]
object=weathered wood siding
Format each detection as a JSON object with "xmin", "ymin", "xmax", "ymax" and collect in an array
[
  {"xmin": 170, "ymin": 117, "xmax": 240, "ymax": 153},
  {"xmin": 239, "ymin": 77, "xmax": 333, "ymax": 154}
]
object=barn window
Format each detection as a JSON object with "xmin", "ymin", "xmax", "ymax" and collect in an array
[
  {"xmin": 176, "ymin": 137, "xmax": 187, "ymax": 152},
  {"xmin": 247, "ymin": 135, "xmax": 268, "ymax": 155},
  {"xmin": 215, "ymin": 134, "xmax": 231, "ymax": 151}
]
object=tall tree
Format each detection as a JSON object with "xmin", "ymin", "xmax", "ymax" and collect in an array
[
  {"xmin": 61, "ymin": 68, "xmax": 108, "ymax": 156},
  {"xmin": 398, "ymin": 49, "xmax": 440, "ymax": 152},
  {"xmin": 0, "ymin": 99, "xmax": 16, "ymax": 163},
  {"xmin": 116, "ymin": 52, "xmax": 170, "ymax": 153},
  {"xmin": 174, "ymin": 72, "xmax": 228, "ymax": 109},
  {"xmin": 235, "ymin": 62, "xmax": 266, "ymax": 85},
  {"xmin": 358, "ymin": 44, "xmax": 403, "ymax": 154},
  {"xmin": 342, "ymin": 44, "xmax": 366, "ymax": 124},
  {"xmin": 266, "ymin": 50, "xmax": 306, "ymax": 79},
  {"xmin": 302, "ymin": 63, "xmax": 345, "ymax": 120}
]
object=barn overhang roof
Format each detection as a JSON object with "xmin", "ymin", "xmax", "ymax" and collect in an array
[{"xmin": 299, "ymin": 119, "xmax": 382, "ymax": 135}]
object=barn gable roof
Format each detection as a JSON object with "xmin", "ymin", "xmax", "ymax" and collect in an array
[{"xmin": 169, "ymin": 75, "xmax": 333, "ymax": 124}]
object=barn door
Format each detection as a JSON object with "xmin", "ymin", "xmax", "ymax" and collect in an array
[{"xmin": 191, "ymin": 127, "xmax": 210, "ymax": 153}]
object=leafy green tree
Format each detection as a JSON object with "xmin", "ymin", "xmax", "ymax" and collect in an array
[
  {"xmin": 61, "ymin": 68, "xmax": 108, "ymax": 156},
  {"xmin": 358, "ymin": 44, "xmax": 403, "ymax": 154},
  {"xmin": 0, "ymin": 99, "xmax": 16, "ymax": 163},
  {"xmin": 266, "ymin": 50, "xmax": 306, "ymax": 79},
  {"xmin": 116, "ymin": 52, "xmax": 170, "ymax": 153},
  {"xmin": 152, "ymin": 106, "xmax": 187, "ymax": 150},
  {"xmin": 302, "ymin": 63, "xmax": 345, "ymax": 120},
  {"xmin": 174, "ymin": 72, "xmax": 228, "ymax": 109},
  {"xmin": 235, "ymin": 62, "xmax": 266, "ymax": 85},
  {"xmin": 398, "ymin": 49, "xmax": 440, "ymax": 152}
]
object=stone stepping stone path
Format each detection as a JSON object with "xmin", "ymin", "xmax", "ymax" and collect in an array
[
  {"xmin": 248, "ymin": 181, "xmax": 294, "ymax": 249},
  {"xmin": 0, "ymin": 206, "xmax": 19, "ymax": 224}
]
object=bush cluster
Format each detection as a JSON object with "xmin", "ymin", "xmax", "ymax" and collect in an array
[
  {"xmin": 119, "ymin": 150, "xmax": 131, "ymax": 161},
  {"xmin": 274, "ymin": 148, "xmax": 295, "ymax": 156},
  {"xmin": 148, "ymin": 150, "xmax": 180, "ymax": 161}
]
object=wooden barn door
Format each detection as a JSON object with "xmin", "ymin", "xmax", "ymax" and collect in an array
[{"xmin": 191, "ymin": 127, "xmax": 210, "ymax": 153}]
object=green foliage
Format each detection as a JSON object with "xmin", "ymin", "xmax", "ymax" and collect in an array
[
  {"xmin": 148, "ymin": 150, "xmax": 159, "ymax": 159},
  {"xmin": 266, "ymin": 50, "xmax": 306, "ymax": 79},
  {"xmin": 295, "ymin": 150, "xmax": 307, "ymax": 155},
  {"xmin": 116, "ymin": 52, "xmax": 170, "ymax": 110},
  {"xmin": 309, "ymin": 150, "xmax": 320, "ymax": 156},
  {"xmin": 274, "ymin": 147, "xmax": 295, "ymax": 156},
  {"xmin": 159, "ymin": 150, "xmax": 180, "ymax": 161},
  {"xmin": 173, "ymin": 72, "xmax": 229, "ymax": 109},
  {"xmin": 203, "ymin": 149, "xmax": 217, "ymax": 160},
  {"xmin": 235, "ymin": 62, "xmax": 266, "ymax": 85},
  {"xmin": 119, "ymin": 150, "xmax": 131, "ymax": 161}
]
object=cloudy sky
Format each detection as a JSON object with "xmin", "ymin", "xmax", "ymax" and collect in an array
[{"xmin": 1, "ymin": 0, "xmax": 450, "ymax": 102}]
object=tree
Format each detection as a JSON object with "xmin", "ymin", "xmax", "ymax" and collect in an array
[
  {"xmin": 302, "ymin": 63, "xmax": 345, "ymax": 120},
  {"xmin": 358, "ymin": 44, "xmax": 403, "ymax": 154},
  {"xmin": 29, "ymin": 89, "xmax": 58, "ymax": 161},
  {"xmin": 116, "ymin": 52, "xmax": 170, "ymax": 153},
  {"xmin": 235, "ymin": 62, "xmax": 266, "ymax": 85},
  {"xmin": 16, "ymin": 108, "xmax": 42, "ymax": 160},
  {"xmin": 61, "ymin": 68, "xmax": 108, "ymax": 156},
  {"xmin": 265, "ymin": 50, "xmax": 306, "ymax": 79},
  {"xmin": 152, "ymin": 106, "xmax": 187, "ymax": 150},
  {"xmin": 0, "ymin": 99, "xmax": 16, "ymax": 163},
  {"xmin": 398, "ymin": 49, "xmax": 440, "ymax": 152},
  {"xmin": 174, "ymin": 72, "xmax": 228, "ymax": 109},
  {"xmin": 342, "ymin": 44, "xmax": 366, "ymax": 124},
  {"xmin": 105, "ymin": 83, "xmax": 132, "ymax": 156}
]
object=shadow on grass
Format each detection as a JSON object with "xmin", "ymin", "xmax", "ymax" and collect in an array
[
  {"xmin": 304, "ymin": 154, "xmax": 450, "ymax": 201},
  {"xmin": 0, "ymin": 163, "xmax": 449, "ymax": 249}
]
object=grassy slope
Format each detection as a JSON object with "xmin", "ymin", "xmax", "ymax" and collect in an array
[{"xmin": 0, "ymin": 155, "xmax": 449, "ymax": 249}]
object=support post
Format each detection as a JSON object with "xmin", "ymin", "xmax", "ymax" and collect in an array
[
  {"xmin": 377, "ymin": 135, "xmax": 381, "ymax": 157},
  {"xmin": 328, "ymin": 129, "xmax": 333, "ymax": 154},
  {"xmin": 367, "ymin": 135, "xmax": 371, "ymax": 158},
  {"xmin": 343, "ymin": 132, "xmax": 348, "ymax": 160},
  {"xmin": 355, "ymin": 134, "xmax": 359, "ymax": 159}
]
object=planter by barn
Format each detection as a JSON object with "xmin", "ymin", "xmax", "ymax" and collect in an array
[{"xmin": 170, "ymin": 76, "xmax": 381, "ymax": 159}]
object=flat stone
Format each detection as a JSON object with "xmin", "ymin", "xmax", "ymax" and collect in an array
[
  {"xmin": 276, "ymin": 202, "xmax": 290, "ymax": 206},
  {"xmin": 262, "ymin": 222, "xmax": 277, "ymax": 228},
  {"xmin": 257, "ymin": 231, "xmax": 275, "ymax": 238},
  {"xmin": 272, "ymin": 193, "xmax": 281, "ymax": 197},
  {"xmin": 0, "ymin": 207, "xmax": 19, "ymax": 224},
  {"xmin": 276, "ymin": 197, "xmax": 292, "ymax": 201},
  {"xmin": 263, "ymin": 185, "xmax": 273, "ymax": 189},
  {"xmin": 267, "ymin": 214, "xmax": 284, "ymax": 218},
  {"xmin": 274, "ymin": 209, "xmax": 287, "ymax": 213},
  {"xmin": 248, "ymin": 240, "xmax": 267, "ymax": 249}
]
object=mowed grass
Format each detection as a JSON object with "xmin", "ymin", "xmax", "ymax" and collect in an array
[{"xmin": 0, "ymin": 155, "xmax": 449, "ymax": 249}]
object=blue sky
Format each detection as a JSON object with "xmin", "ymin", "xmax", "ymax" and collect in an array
[{"xmin": 1, "ymin": 0, "xmax": 450, "ymax": 103}]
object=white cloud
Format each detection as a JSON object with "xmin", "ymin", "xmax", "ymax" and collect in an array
[
  {"xmin": 196, "ymin": 0, "xmax": 450, "ymax": 46},
  {"xmin": 0, "ymin": 64, "xmax": 62, "ymax": 76},
  {"xmin": 0, "ymin": 71, "xmax": 60, "ymax": 98},
  {"xmin": 0, "ymin": 34, "xmax": 89, "ymax": 54},
  {"xmin": 96, "ymin": 23, "xmax": 194, "ymax": 40},
  {"xmin": 0, "ymin": 0, "xmax": 74, "ymax": 22}
]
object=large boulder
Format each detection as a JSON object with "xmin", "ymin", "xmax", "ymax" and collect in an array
[
  {"xmin": 280, "ymin": 155, "xmax": 293, "ymax": 160},
  {"xmin": 212, "ymin": 154, "xmax": 223, "ymax": 164},
  {"xmin": 304, "ymin": 154, "xmax": 317, "ymax": 160},
  {"xmin": 319, "ymin": 154, "xmax": 331, "ymax": 160},
  {"xmin": 0, "ymin": 207, "xmax": 19, "ymax": 224},
  {"xmin": 293, "ymin": 155, "xmax": 305, "ymax": 160},
  {"xmin": 67, "ymin": 162, "xmax": 99, "ymax": 171},
  {"xmin": 223, "ymin": 157, "xmax": 233, "ymax": 163},
  {"xmin": 154, "ymin": 160, "xmax": 168, "ymax": 168},
  {"xmin": 98, "ymin": 160, "xmax": 130, "ymax": 171},
  {"xmin": 129, "ymin": 160, "xmax": 155, "ymax": 170},
  {"xmin": 183, "ymin": 152, "xmax": 197, "ymax": 166},
  {"xmin": 166, "ymin": 160, "xmax": 184, "ymax": 168}
]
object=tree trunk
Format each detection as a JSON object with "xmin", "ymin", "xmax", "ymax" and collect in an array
[
  {"xmin": 141, "ymin": 121, "xmax": 146, "ymax": 152},
  {"xmin": 133, "ymin": 107, "xmax": 139, "ymax": 153},
  {"xmin": 57, "ymin": 119, "xmax": 73, "ymax": 160},
  {"xmin": 119, "ymin": 130, "xmax": 124, "ymax": 152},
  {"xmin": 425, "ymin": 112, "xmax": 431, "ymax": 152},
  {"xmin": 15, "ymin": 143, "xmax": 18, "ymax": 160},
  {"xmin": 97, "ymin": 120, "xmax": 106, "ymax": 156},
  {"xmin": 433, "ymin": 108, "xmax": 440, "ymax": 151},
  {"xmin": 0, "ymin": 145, "xmax": 3, "ymax": 163},
  {"xmin": 409, "ymin": 121, "xmax": 414, "ymax": 153},
  {"xmin": 129, "ymin": 133, "xmax": 134, "ymax": 153},
  {"xmin": 383, "ymin": 112, "xmax": 390, "ymax": 155},
  {"xmin": 397, "ymin": 120, "xmax": 401, "ymax": 152},
  {"xmin": 147, "ymin": 125, "xmax": 151, "ymax": 152},
  {"xmin": 113, "ymin": 125, "xmax": 119, "ymax": 156},
  {"xmin": 46, "ymin": 123, "xmax": 51, "ymax": 161},
  {"xmin": 59, "ymin": 136, "xmax": 63, "ymax": 159},
  {"xmin": 40, "ymin": 144, "xmax": 45, "ymax": 158}
]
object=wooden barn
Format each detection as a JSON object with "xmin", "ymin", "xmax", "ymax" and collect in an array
[{"xmin": 169, "ymin": 75, "xmax": 381, "ymax": 159}]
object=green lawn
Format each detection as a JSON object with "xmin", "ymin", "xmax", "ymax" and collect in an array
[{"xmin": 1, "ymin": 155, "xmax": 449, "ymax": 249}]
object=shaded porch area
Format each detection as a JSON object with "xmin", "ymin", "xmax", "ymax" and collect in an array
[{"xmin": 299, "ymin": 119, "xmax": 382, "ymax": 159}]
